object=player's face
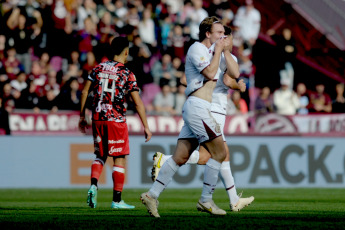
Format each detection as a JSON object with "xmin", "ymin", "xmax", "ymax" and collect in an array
[{"xmin": 209, "ymin": 23, "xmax": 225, "ymax": 44}]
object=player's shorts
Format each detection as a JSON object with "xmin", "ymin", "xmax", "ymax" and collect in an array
[
  {"xmin": 210, "ymin": 111, "xmax": 226, "ymax": 141},
  {"xmin": 178, "ymin": 96, "xmax": 222, "ymax": 143},
  {"xmin": 92, "ymin": 121, "xmax": 130, "ymax": 158}
]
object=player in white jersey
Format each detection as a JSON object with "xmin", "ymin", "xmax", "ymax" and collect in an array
[
  {"xmin": 140, "ymin": 16, "xmax": 239, "ymax": 217},
  {"xmin": 152, "ymin": 31, "xmax": 254, "ymax": 211}
]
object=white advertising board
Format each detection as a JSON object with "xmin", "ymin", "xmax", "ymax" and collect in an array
[{"xmin": 0, "ymin": 136, "xmax": 344, "ymax": 188}]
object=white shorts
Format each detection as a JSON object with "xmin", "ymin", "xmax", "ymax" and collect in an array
[
  {"xmin": 210, "ymin": 111, "xmax": 226, "ymax": 141},
  {"xmin": 178, "ymin": 96, "xmax": 222, "ymax": 143}
]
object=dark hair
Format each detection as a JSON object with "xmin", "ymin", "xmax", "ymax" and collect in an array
[
  {"xmin": 224, "ymin": 26, "xmax": 232, "ymax": 36},
  {"xmin": 110, "ymin": 37, "xmax": 129, "ymax": 56},
  {"xmin": 198, "ymin": 16, "xmax": 222, "ymax": 41}
]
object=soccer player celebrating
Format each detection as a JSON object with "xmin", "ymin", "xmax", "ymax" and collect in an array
[
  {"xmin": 151, "ymin": 27, "xmax": 254, "ymax": 212},
  {"xmin": 140, "ymin": 16, "xmax": 238, "ymax": 217},
  {"xmin": 79, "ymin": 36, "xmax": 152, "ymax": 209}
]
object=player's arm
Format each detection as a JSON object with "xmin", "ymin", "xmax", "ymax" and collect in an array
[
  {"xmin": 79, "ymin": 80, "xmax": 92, "ymax": 133},
  {"xmin": 130, "ymin": 90, "xmax": 152, "ymax": 142},
  {"xmin": 223, "ymin": 35, "xmax": 240, "ymax": 79},
  {"xmin": 201, "ymin": 39, "xmax": 225, "ymax": 80},
  {"xmin": 223, "ymin": 74, "xmax": 246, "ymax": 92}
]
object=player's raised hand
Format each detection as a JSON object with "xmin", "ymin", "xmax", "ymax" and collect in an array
[
  {"xmin": 223, "ymin": 34, "xmax": 233, "ymax": 52},
  {"xmin": 144, "ymin": 127, "xmax": 152, "ymax": 142},
  {"xmin": 214, "ymin": 37, "xmax": 226, "ymax": 53}
]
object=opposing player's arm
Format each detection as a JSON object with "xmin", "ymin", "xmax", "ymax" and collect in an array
[
  {"xmin": 79, "ymin": 79, "xmax": 92, "ymax": 133},
  {"xmin": 130, "ymin": 90, "xmax": 152, "ymax": 142}
]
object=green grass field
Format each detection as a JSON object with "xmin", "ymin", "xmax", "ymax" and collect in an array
[{"xmin": 1, "ymin": 188, "xmax": 345, "ymax": 229}]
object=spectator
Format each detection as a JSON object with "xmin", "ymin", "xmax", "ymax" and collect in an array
[
  {"xmin": 151, "ymin": 53, "xmax": 174, "ymax": 86},
  {"xmin": 97, "ymin": 0, "xmax": 116, "ymax": 19},
  {"xmin": 255, "ymin": 86, "xmax": 274, "ymax": 114},
  {"xmin": 38, "ymin": 88, "xmax": 58, "ymax": 112},
  {"xmin": 273, "ymin": 78, "xmax": 300, "ymax": 115},
  {"xmin": 3, "ymin": 47, "xmax": 24, "ymax": 80},
  {"xmin": 77, "ymin": 16, "xmax": 101, "ymax": 63},
  {"xmin": 309, "ymin": 83, "xmax": 332, "ymax": 113},
  {"xmin": 127, "ymin": 35, "xmax": 152, "ymax": 88},
  {"xmin": 233, "ymin": 0, "xmax": 261, "ymax": 48},
  {"xmin": 138, "ymin": 8, "xmax": 156, "ymax": 52},
  {"xmin": 43, "ymin": 69, "xmax": 60, "ymax": 97},
  {"xmin": 170, "ymin": 24, "xmax": 189, "ymax": 61},
  {"xmin": 10, "ymin": 71, "xmax": 27, "ymax": 92},
  {"xmin": 16, "ymin": 80, "xmax": 40, "ymax": 112},
  {"xmin": 231, "ymin": 90, "xmax": 248, "ymax": 114},
  {"xmin": 332, "ymin": 83, "xmax": 345, "ymax": 113},
  {"xmin": 153, "ymin": 83, "xmax": 175, "ymax": 116},
  {"xmin": 267, "ymin": 27, "xmax": 297, "ymax": 90},
  {"xmin": 6, "ymin": 6, "xmax": 42, "ymax": 74},
  {"xmin": 296, "ymin": 82, "xmax": 309, "ymax": 114},
  {"xmin": 174, "ymin": 83, "xmax": 186, "ymax": 115},
  {"xmin": 187, "ymin": 0, "xmax": 208, "ymax": 42},
  {"xmin": 56, "ymin": 77, "xmax": 81, "ymax": 111},
  {"xmin": 77, "ymin": 0, "xmax": 98, "ymax": 31}
]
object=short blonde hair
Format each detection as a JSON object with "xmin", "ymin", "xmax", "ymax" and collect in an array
[{"xmin": 198, "ymin": 16, "xmax": 222, "ymax": 42}]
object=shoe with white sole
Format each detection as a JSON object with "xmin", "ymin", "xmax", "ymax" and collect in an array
[
  {"xmin": 140, "ymin": 192, "xmax": 160, "ymax": 218},
  {"xmin": 111, "ymin": 200, "xmax": 135, "ymax": 209},
  {"xmin": 196, "ymin": 199, "xmax": 226, "ymax": 216},
  {"xmin": 151, "ymin": 152, "xmax": 166, "ymax": 182},
  {"xmin": 230, "ymin": 193, "xmax": 254, "ymax": 212}
]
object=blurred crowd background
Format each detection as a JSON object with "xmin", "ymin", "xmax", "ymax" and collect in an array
[{"xmin": 0, "ymin": 0, "xmax": 345, "ymax": 134}]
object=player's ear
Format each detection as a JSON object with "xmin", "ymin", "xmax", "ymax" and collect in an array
[{"xmin": 124, "ymin": 47, "xmax": 129, "ymax": 56}]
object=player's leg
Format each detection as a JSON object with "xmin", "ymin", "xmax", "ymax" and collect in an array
[
  {"xmin": 196, "ymin": 136, "xmax": 227, "ymax": 215},
  {"xmin": 141, "ymin": 137, "xmax": 199, "ymax": 218},
  {"xmin": 106, "ymin": 121, "xmax": 134, "ymax": 209},
  {"xmin": 110, "ymin": 156, "xmax": 135, "ymax": 209},
  {"xmin": 151, "ymin": 146, "xmax": 202, "ymax": 181},
  {"xmin": 87, "ymin": 121, "xmax": 107, "ymax": 208}
]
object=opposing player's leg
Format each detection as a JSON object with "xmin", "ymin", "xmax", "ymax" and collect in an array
[
  {"xmin": 111, "ymin": 156, "xmax": 135, "ymax": 209},
  {"xmin": 141, "ymin": 137, "xmax": 199, "ymax": 217}
]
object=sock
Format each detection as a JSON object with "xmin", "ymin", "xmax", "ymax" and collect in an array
[
  {"xmin": 112, "ymin": 165, "xmax": 125, "ymax": 201},
  {"xmin": 91, "ymin": 158, "xmax": 104, "ymax": 186},
  {"xmin": 113, "ymin": 190, "xmax": 122, "ymax": 203},
  {"xmin": 149, "ymin": 157, "xmax": 179, "ymax": 199},
  {"xmin": 219, "ymin": 161, "xmax": 239, "ymax": 205},
  {"xmin": 200, "ymin": 158, "xmax": 221, "ymax": 203},
  {"xmin": 186, "ymin": 150, "xmax": 199, "ymax": 165}
]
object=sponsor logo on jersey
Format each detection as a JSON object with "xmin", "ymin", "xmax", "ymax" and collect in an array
[
  {"xmin": 108, "ymin": 140, "xmax": 125, "ymax": 144},
  {"xmin": 95, "ymin": 101, "xmax": 113, "ymax": 112}
]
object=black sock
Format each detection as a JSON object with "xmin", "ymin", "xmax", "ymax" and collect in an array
[
  {"xmin": 113, "ymin": 190, "xmax": 122, "ymax": 202},
  {"xmin": 91, "ymin": 178, "xmax": 98, "ymax": 187}
]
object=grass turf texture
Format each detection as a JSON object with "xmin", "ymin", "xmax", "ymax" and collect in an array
[{"xmin": 1, "ymin": 188, "xmax": 345, "ymax": 229}]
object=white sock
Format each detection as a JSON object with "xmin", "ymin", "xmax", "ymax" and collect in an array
[
  {"xmin": 148, "ymin": 157, "xmax": 179, "ymax": 199},
  {"xmin": 186, "ymin": 150, "xmax": 199, "ymax": 164},
  {"xmin": 200, "ymin": 158, "xmax": 221, "ymax": 203},
  {"xmin": 219, "ymin": 161, "xmax": 239, "ymax": 205}
]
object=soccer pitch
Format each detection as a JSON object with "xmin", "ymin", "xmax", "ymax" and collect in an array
[{"xmin": 1, "ymin": 188, "xmax": 345, "ymax": 229}]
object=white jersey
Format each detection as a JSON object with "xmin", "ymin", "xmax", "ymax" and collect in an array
[
  {"xmin": 184, "ymin": 42, "xmax": 213, "ymax": 96},
  {"xmin": 210, "ymin": 46, "xmax": 238, "ymax": 114}
]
